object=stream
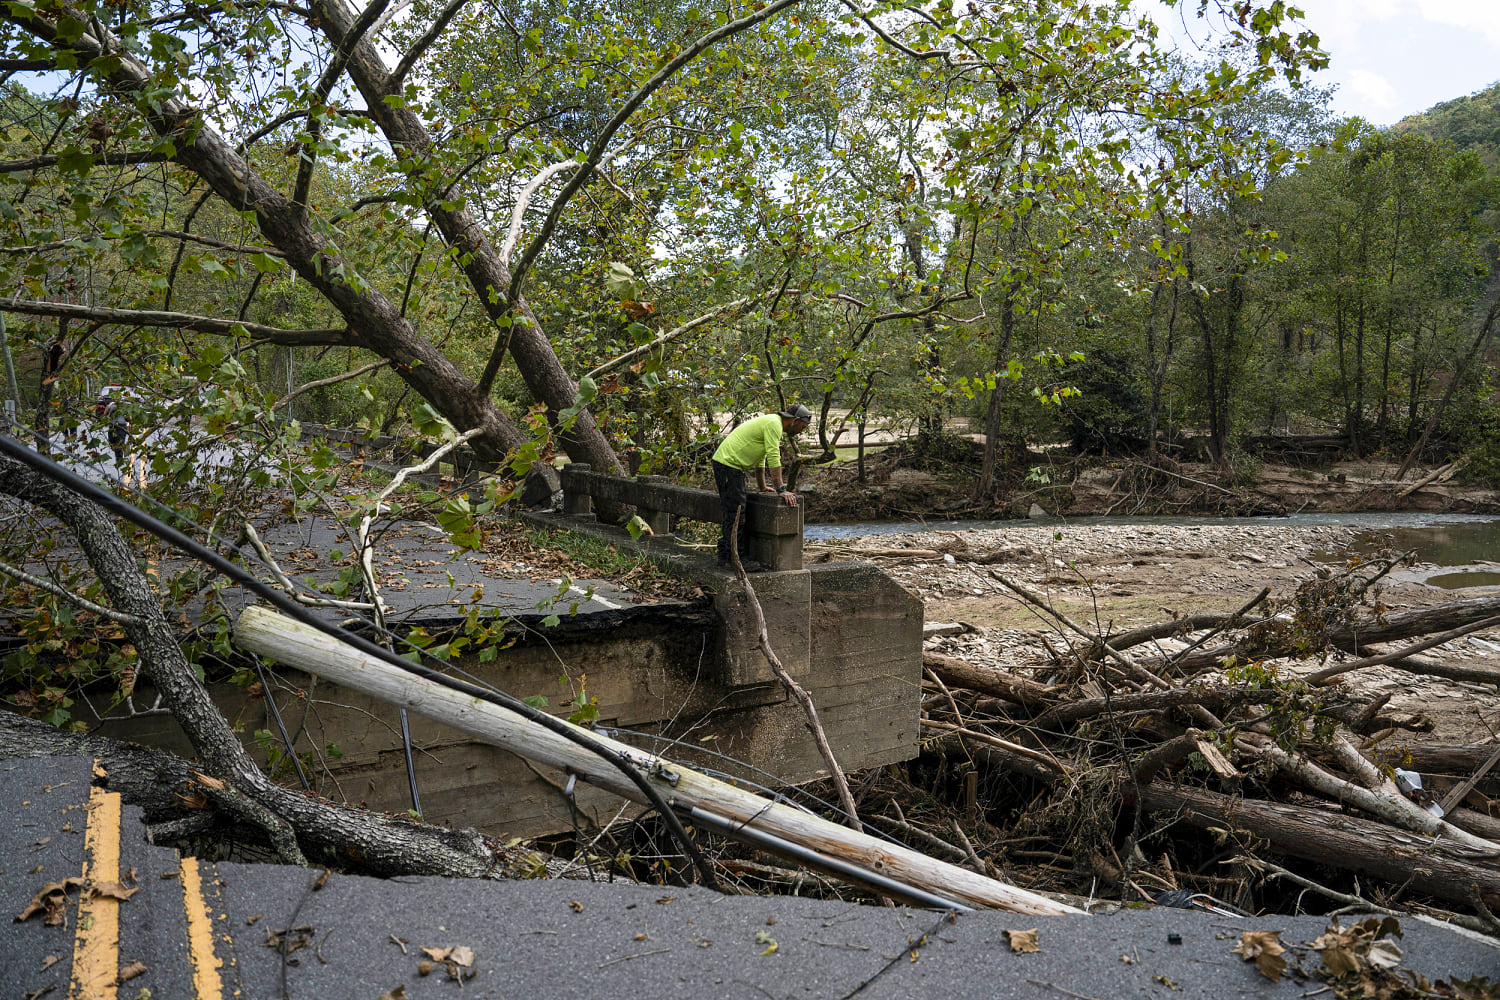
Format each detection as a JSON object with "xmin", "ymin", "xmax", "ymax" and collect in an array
[{"xmin": 805, "ymin": 512, "xmax": 1500, "ymax": 589}]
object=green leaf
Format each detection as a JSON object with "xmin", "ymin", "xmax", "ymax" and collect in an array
[{"xmin": 603, "ymin": 262, "xmax": 637, "ymax": 298}]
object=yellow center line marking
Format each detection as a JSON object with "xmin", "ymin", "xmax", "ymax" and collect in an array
[
  {"xmin": 181, "ymin": 857, "xmax": 224, "ymax": 1000},
  {"xmin": 68, "ymin": 781, "xmax": 121, "ymax": 1000}
]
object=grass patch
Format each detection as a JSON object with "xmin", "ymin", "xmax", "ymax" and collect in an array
[{"xmin": 520, "ymin": 523, "xmax": 648, "ymax": 576}]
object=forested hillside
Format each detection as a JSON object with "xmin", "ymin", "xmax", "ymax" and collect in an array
[{"xmin": 1393, "ymin": 79, "xmax": 1500, "ymax": 169}]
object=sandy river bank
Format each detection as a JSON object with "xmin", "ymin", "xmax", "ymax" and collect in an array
[{"xmin": 811, "ymin": 519, "xmax": 1500, "ymax": 745}]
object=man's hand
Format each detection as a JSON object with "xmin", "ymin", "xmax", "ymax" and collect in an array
[{"xmin": 779, "ymin": 490, "xmax": 798, "ymax": 507}]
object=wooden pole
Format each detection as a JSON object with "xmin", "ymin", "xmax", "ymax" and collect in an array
[{"xmin": 232, "ymin": 606, "xmax": 1080, "ymax": 915}]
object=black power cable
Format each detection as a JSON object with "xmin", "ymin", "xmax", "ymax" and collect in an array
[{"xmin": 0, "ymin": 432, "xmax": 721, "ymax": 891}]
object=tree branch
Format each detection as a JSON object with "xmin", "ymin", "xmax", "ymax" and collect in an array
[
  {"xmin": 585, "ymin": 295, "xmax": 764, "ymax": 382},
  {"xmin": 0, "ymin": 150, "xmax": 172, "ymax": 172},
  {"xmin": 388, "ymin": 0, "xmax": 472, "ymax": 90},
  {"xmin": 502, "ymin": 0, "xmax": 803, "ymax": 307},
  {"xmin": 1, "ymin": 229, "xmax": 285, "ymax": 257},
  {"xmin": 838, "ymin": 1, "xmax": 954, "ymax": 61},
  {"xmin": 727, "ymin": 508, "xmax": 861, "ymax": 829},
  {"xmin": 499, "ymin": 159, "xmax": 581, "ymax": 266},
  {"xmin": 329, "ymin": 192, "xmax": 401, "ymax": 224},
  {"xmin": 0, "ymin": 558, "xmax": 143, "ymax": 626},
  {"xmin": 1306, "ymin": 613, "xmax": 1500, "ymax": 686},
  {"xmin": 272, "ymin": 359, "xmax": 390, "ymax": 411},
  {"xmin": 0, "ymin": 298, "xmax": 351, "ymax": 344},
  {"xmin": 236, "ymin": 524, "xmax": 377, "ymax": 612},
  {"xmin": 353, "ymin": 426, "xmax": 485, "ymax": 626},
  {"xmin": 295, "ymin": 0, "xmax": 394, "ymax": 211}
]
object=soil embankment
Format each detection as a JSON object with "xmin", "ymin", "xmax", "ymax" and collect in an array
[{"xmin": 799, "ymin": 452, "xmax": 1500, "ymax": 522}]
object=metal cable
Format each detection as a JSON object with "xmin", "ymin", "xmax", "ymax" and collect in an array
[
  {"xmin": 0, "ymin": 431, "xmax": 722, "ymax": 890},
  {"xmin": 689, "ymin": 807, "xmax": 972, "ymax": 912},
  {"xmin": 250, "ymin": 652, "xmax": 311, "ymax": 790}
]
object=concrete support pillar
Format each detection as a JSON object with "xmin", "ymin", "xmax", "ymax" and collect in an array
[
  {"xmin": 745, "ymin": 493, "xmax": 802, "ymax": 570},
  {"xmin": 634, "ymin": 475, "xmax": 673, "ymax": 536},
  {"xmin": 560, "ymin": 463, "xmax": 595, "ymax": 520}
]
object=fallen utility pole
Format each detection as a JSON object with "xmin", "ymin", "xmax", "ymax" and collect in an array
[{"xmin": 233, "ymin": 606, "xmax": 1079, "ymax": 915}]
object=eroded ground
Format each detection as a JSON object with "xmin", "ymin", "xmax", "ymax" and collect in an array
[{"xmin": 812, "ymin": 520, "xmax": 1500, "ymax": 746}]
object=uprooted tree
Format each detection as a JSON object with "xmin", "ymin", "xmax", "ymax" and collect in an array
[{"xmin": 0, "ymin": 0, "xmax": 1327, "ymax": 883}]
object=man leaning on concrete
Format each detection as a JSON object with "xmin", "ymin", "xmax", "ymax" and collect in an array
[{"xmin": 711, "ymin": 403, "xmax": 811, "ymax": 570}]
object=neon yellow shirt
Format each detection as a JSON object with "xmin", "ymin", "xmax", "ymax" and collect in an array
[{"xmin": 712, "ymin": 413, "xmax": 783, "ymax": 470}]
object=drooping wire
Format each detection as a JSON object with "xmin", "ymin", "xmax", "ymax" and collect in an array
[
  {"xmin": 21, "ymin": 415, "xmax": 879, "ymax": 829},
  {"xmin": 0, "ymin": 430, "xmax": 723, "ymax": 891},
  {"xmin": 249, "ymin": 652, "xmax": 310, "ymax": 790},
  {"xmin": 21, "ymin": 414, "xmax": 731, "ymax": 830},
  {"xmin": 15, "ymin": 418, "xmax": 960, "ymax": 899}
]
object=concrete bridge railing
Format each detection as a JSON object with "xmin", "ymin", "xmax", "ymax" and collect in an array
[{"xmin": 559, "ymin": 464, "xmax": 803, "ymax": 571}]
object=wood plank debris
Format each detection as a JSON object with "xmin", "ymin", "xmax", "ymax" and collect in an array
[{"xmin": 917, "ymin": 550, "xmax": 1500, "ymax": 924}]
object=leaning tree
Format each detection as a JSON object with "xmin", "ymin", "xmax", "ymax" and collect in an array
[{"xmin": 0, "ymin": 0, "xmax": 1324, "ymax": 871}]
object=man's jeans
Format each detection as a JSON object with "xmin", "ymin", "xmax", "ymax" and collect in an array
[{"xmin": 712, "ymin": 460, "xmax": 750, "ymax": 563}]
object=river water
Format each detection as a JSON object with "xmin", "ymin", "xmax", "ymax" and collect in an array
[{"xmin": 805, "ymin": 512, "xmax": 1500, "ymax": 588}]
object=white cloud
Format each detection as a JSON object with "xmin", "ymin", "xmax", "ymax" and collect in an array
[
  {"xmin": 1296, "ymin": 0, "xmax": 1397, "ymax": 49},
  {"xmin": 1415, "ymin": 0, "xmax": 1500, "ymax": 45},
  {"xmin": 1345, "ymin": 68, "xmax": 1400, "ymax": 110}
]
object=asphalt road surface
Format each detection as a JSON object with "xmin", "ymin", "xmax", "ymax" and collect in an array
[{"xmin": 4, "ymin": 756, "xmax": 1498, "ymax": 1000}]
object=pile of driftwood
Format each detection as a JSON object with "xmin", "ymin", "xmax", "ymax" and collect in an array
[{"xmin": 905, "ymin": 552, "xmax": 1500, "ymax": 930}]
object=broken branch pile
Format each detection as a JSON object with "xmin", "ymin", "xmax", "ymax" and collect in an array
[{"xmin": 916, "ymin": 553, "xmax": 1500, "ymax": 931}]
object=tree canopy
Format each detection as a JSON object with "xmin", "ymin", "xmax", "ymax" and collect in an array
[{"xmin": 24, "ymin": 0, "xmax": 1500, "ymax": 882}]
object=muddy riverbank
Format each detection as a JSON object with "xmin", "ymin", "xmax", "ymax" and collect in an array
[{"xmin": 809, "ymin": 516, "xmax": 1500, "ymax": 745}]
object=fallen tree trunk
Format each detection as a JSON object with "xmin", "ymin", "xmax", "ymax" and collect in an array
[
  {"xmin": 923, "ymin": 718, "xmax": 1500, "ymax": 913},
  {"xmin": 1137, "ymin": 782, "xmax": 1500, "ymax": 911},
  {"xmin": 0, "ymin": 710, "xmax": 516, "ymax": 878},
  {"xmin": 1369, "ymin": 743, "xmax": 1500, "ymax": 776},
  {"xmin": 922, "ymin": 652, "xmax": 1059, "ymax": 709},
  {"xmin": 1306, "ymin": 614, "xmax": 1500, "ymax": 685},
  {"xmin": 1102, "ymin": 610, "xmax": 1271, "ymax": 655},
  {"xmin": 1392, "ymin": 464, "xmax": 1452, "ymax": 497},
  {"xmin": 234, "ymin": 606, "xmax": 1080, "ymax": 915},
  {"xmin": 1359, "ymin": 652, "xmax": 1500, "ymax": 687},
  {"xmin": 1158, "ymin": 596, "xmax": 1500, "ymax": 673},
  {"xmin": 1032, "ymin": 682, "xmax": 1286, "ymax": 730},
  {"xmin": 1449, "ymin": 809, "xmax": 1500, "ymax": 844},
  {"xmin": 0, "ymin": 452, "xmax": 517, "ymax": 879}
]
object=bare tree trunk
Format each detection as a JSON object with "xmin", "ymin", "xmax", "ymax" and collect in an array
[
  {"xmin": 1159, "ymin": 592, "xmax": 1500, "ymax": 673},
  {"xmin": 1141, "ymin": 230, "xmax": 1181, "ymax": 466},
  {"xmin": 2, "ymin": 10, "xmax": 531, "ymax": 464},
  {"xmin": 1395, "ymin": 294, "xmax": 1500, "ymax": 480},
  {"xmin": 1138, "ymin": 783, "xmax": 1500, "ymax": 911},
  {"xmin": 0, "ymin": 454, "xmax": 515, "ymax": 878},
  {"xmin": 975, "ymin": 291, "xmax": 1016, "ymax": 498},
  {"xmin": 34, "ymin": 318, "xmax": 65, "ymax": 456},
  {"xmin": 1352, "ymin": 299, "xmax": 1367, "ymax": 456}
]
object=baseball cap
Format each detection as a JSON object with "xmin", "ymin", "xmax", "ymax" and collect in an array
[{"xmin": 781, "ymin": 404, "xmax": 812, "ymax": 421}]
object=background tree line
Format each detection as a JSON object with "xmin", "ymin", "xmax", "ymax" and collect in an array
[{"xmin": 0, "ymin": 0, "xmax": 1332, "ymax": 499}]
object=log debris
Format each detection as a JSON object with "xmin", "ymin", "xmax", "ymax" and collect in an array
[{"xmin": 917, "ymin": 572, "xmax": 1500, "ymax": 925}]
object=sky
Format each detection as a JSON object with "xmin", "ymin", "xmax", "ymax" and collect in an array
[{"xmin": 1160, "ymin": 0, "xmax": 1500, "ymax": 127}]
